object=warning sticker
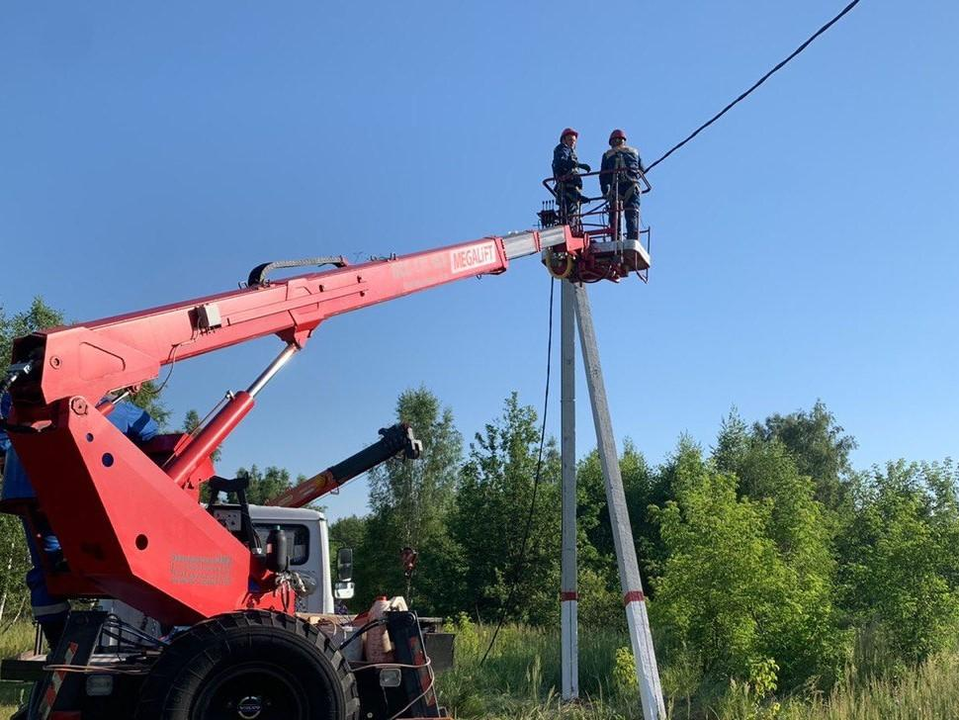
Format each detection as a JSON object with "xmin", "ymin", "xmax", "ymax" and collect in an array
[
  {"xmin": 170, "ymin": 554, "xmax": 233, "ymax": 586},
  {"xmin": 450, "ymin": 242, "xmax": 498, "ymax": 274}
]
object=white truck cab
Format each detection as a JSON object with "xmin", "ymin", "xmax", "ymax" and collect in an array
[{"xmin": 247, "ymin": 504, "xmax": 336, "ymax": 614}]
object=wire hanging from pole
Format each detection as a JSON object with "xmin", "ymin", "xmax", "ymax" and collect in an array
[
  {"xmin": 480, "ymin": 276, "xmax": 555, "ymax": 666},
  {"xmin": 645, "ymin": 0, "xmax": 863, "ymax": 173}
]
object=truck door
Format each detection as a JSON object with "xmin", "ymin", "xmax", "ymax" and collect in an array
[{"xmin": 252, "ymin": 523, "xmax": 322, "ymax": 613}]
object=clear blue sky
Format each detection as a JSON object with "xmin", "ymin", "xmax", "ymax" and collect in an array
[{"xmin": 1, "ymin": 2, "xmax": 956, "ymax": 522}]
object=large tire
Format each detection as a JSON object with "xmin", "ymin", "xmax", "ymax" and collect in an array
[{"xmin": 135, "ymin": 610, "xmax": 359, "ymax": 720}]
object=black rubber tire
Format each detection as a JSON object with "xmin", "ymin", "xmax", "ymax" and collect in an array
[{"xmin": 134, "ymin": 610, "xmax": 359, "ymax": 720}]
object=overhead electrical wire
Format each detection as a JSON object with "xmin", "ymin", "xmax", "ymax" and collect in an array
[
  {"xmin": 480, "ymin": 276, "xmax": 555, "ymax": 667},
  {"xmin": 644, "ymin": 0, "xmax": 862, "ymax": 173}
]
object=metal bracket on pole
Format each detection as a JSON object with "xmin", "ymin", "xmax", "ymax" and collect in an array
[
  {"xmin": 560, "ymin": 280, "xmax": 579, "ymax": 700},
  {"xmin": 573, "ymin": 283, "xmax": 665, "ymax": 719}
]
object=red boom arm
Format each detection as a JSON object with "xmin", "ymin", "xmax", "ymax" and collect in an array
[{"xmin": 5, "ymin": 226, "xmax": 574, "ymax": 625}]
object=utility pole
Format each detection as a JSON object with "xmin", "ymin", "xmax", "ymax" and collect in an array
[
  {"xmin": 573, "ymin": 283, "xmax": 665, "ymax": 720},
  {"xmin": 559, "ymin": 280, "xmax": 579, "ymax": 700}
]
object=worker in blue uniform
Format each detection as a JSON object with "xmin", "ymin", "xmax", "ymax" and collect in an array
[
  {"xmin": 0, "ymin": 393, "xmax": 158, "ymax": 648},
  {"xmin": 552, "ymin": 127, "xmax": 591, "ymax": 225},
  {"xmin": 599, "ymin": 128, "xmax": 643, "ymax": 240}
]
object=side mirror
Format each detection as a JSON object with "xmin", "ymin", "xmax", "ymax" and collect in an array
[
  {"xmin": 337, "ymin": 547, "xmax": 353, "ymax": 582},
  {"xmin": 334, "ymin": 581, "xmax": 355, "ymax": 600}
]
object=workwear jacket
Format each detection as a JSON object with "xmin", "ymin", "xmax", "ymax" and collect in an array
[
  {"xmin": 600, "ymin": 145, "xmax": 642, "ymax": 202},
  {"xmin": 552, "ymin": 142, "xmax": 584, "ymax": 192}
]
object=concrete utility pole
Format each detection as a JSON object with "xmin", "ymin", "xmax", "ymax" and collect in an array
[
  {"xmin": 573, "ymin": 283, "xmax": 665, "ymax": 720},
  {"xmin": 559, "ymin": 280, "xmax": 579, "ymax": 700}
]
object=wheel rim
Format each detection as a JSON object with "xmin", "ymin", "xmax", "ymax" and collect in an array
[{"xmin": 194, "ymin": 661, "xmax": 317, "ymax": 720}]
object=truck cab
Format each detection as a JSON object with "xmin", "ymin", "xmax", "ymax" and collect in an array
[{"xmin": 221, "ymin": 504, "xmax": 338, "ymax": 614}]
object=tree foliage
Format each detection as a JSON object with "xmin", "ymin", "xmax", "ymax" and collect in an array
[
  {"xmin": 182, "ymin": 408, "xmax": 222, "ymax": 463},
  {"xmin": 0, "ymin": 297, "xmax": 955, "ymax": 696},
  {"xmin": 837, "ymin": 460, "xmax": 959, "ymax": 663},
  {"xmin": 575, "ymin": 441, "xmax": 662, "ymax": 630},
  {"xmin": 650, "ymin": 444, "xmax": 840, "ymax": 690},
  {"xmin": 753, "ymin": 400, "xmax": 856, "ymax": 511},
  {"xmin": 450, "ymin": 392, "xmax": 560, "ymax": 625},
  {"xmin": 355, "ymin": 387, "xmax": 462, "ymax": 613},
  {"xmin": 0, "ymin": 297, "xmax": 66, "ymax": 367},
  {"xmin": 233, "ymin": 465, "xmax": 293, "ymax": 505},
  {"xmin": 338, "ymin": 392, "xmax": 956, "ymax": 693}
]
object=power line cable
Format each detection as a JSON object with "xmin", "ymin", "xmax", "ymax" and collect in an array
[
  {"xmin": 645, "ymin": 0, "xmax": 862, "ymax": 173},
  {"xmin": 480, "ymin": 276, "xmax": 555, "ymax": 666}
]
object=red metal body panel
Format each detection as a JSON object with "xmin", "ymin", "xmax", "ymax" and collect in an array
[
  {"xmin": 5, "ymin": 230, "xmax": 564, "ymax": 625},
  {"xmin": 13, "ymin": 406, "xmax": 280, "ymax": 624}
]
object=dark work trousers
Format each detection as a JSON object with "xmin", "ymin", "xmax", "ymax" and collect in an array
[
  {"xmin": 611, "ymin": 195, "xmax": 641, "ymax": 240},
  {"xmin": 560, "ymin": 195, "xmax": 581, "ymax": 227}
]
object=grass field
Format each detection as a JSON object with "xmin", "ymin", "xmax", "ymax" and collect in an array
[
  {"xmin": 0, "ymin": 622, "xmax": 37, "ymax": 718},
  {"xmin": 437, "ymin": 621, "xmax": 959, "ymax": 720},
  {"xmin": 0, "ymin": 619, "xmax": 956, "ymax": 719}
]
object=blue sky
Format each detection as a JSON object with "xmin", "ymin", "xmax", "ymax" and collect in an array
[{"xmin": 1, "ymin": 2, "xmax": 956, "ymax": 522}]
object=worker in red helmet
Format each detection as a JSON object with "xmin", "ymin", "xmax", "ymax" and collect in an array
[
  {"xmin": 552, "ymin": 128, "xmax": 591, "ymax": 225},
  {"xmin": 600, "ymin": 129, "xmax": 643, "ymax": 241}
]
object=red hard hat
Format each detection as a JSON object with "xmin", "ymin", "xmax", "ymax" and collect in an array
[
  {"xmin": 560, "ymin": 127, "xmax": 579, "ymax": 141},
  {"xmin": 609, "ymin": 128, "xmax": 627, "ymax": 143}
]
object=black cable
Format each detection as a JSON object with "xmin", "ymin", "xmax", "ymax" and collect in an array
[
  {"xmin": 480, "ymin": 276, "xmax": 555, "ymax": 666},
  {"xmin": 337, "ymin": 618, "xmax": 388, "ymax": 652},
  {"xmin": 645, "ymin": 0, "xmax": 862, "ymax": 173}
]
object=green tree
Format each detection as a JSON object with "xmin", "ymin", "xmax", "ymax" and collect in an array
[
  {"xmin": 355, "ymin": 387, "xmax": 462, "ymax": 614},
  {"xmin": 575, "ymin": 441, "xmax": 661, "ymax": 628},
  {"xmin": 329, "ymin": 515, "xmax": 367, "ymax": 557},
  {"xmin": 651, "ymin": 442, "xmax": 844, "ymax": 690},
  {"xmin": 0, "ymin": 516, "xmax": 30, "ymax": 625},
  {"xmin": 232, "ymin": 465, "xmax": 293, "ymax": 505},
  {"xmin": 713, "ymin": 410, "xmax": 847, "ymax": 685},
  {"xmin": 837, "ymin": 459, "xmax": 959, "ymax": 664},
  {"xmin": 0, "ymin": 297, "xmax": 66, "ymax": 366},
  {"xmin": 368, "ymin": 387, "xmax": 462, "ymax": 551},
  {"xmin": 753, "ymin": 401, "xmax": 856, "ymax": 511},
  {"xmin": 450, "ymin": 393, "xmax": 560, "ymax": 625},
  {"xmin": 328, "ymin": 514, "xmax": 367, "ymax": 608}
]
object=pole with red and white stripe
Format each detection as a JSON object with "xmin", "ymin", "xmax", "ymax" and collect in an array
[
  {"xmin": 573, "ymin": 283, "xmax": 665, "ymax": 719},
  {"xmin": 560, "ymin": 280, "xmax": 579, "ymax": 700}
]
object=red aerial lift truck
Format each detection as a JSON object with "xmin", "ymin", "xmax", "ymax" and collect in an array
[{"xmin": 0, "ymin": 170, "xmax": 651, "ymax": 719}]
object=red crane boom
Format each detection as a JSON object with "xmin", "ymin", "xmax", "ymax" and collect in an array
[{"xmin": 4, "ymin": 226, "xmax": 574, "ymax": 625}]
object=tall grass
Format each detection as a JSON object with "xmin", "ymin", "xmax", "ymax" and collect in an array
[
  {"xmin": 0, "ymin": 621, "xmax": 37, "ymax": 717},
  {"xmin": 0, "ymin": 619, "xmax": 954, "ymax": 719},
  {"xmin": 771, "ymin": 651, "xmax": 958, "ymax": 720},
  {"xmin": 436, "ymin": 619, "xmax": 959, "ymax": 720}
]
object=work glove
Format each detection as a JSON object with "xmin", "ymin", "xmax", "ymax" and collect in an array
[{"xmin": 578, "ymin": 163, "xmax": 592, "ymax": 172}]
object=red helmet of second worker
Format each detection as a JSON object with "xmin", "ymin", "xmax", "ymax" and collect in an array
[
  {"xmin": 559, "ymin": 127, "xmax": 579, "ymax": 141},
  {"xmin": 609, "ymin": 128, "xmax": 627, "ymax": 144}
]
